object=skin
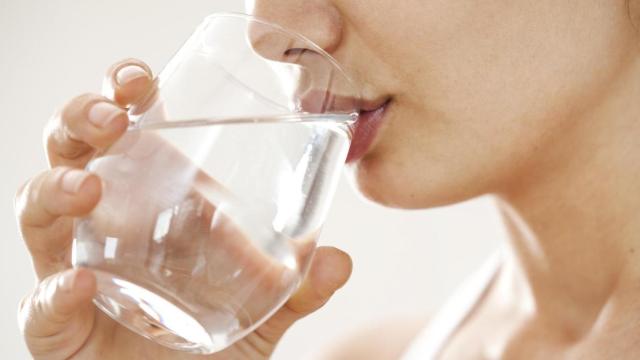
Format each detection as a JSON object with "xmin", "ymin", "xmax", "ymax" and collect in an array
[
  {"xmin": 247, "ymin": 0, "xmax": 640, "ymax": 358},
  {"xmin": 15, "ymin": 0, "xmax": 640, "ymax": 358}
]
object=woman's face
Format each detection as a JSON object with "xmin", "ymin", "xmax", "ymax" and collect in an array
[{"xmin": 247, "ymin": 0, "xmax": 640, "ymax": 208}]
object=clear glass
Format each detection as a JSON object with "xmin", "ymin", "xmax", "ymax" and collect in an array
[{"xmin": 71, "ymin": 13, "xmax": 361, "ymax": 354}]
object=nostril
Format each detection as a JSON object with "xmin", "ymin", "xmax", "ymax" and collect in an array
[
  {"xmin": 284, "ymin": 48, "xmax": 308, "ymax": 57},
  {"xmin": 283, "ymin": 48, "xmax": 311, "ymax": 64},
  {"xmin": 284, "ymin": 48, "xmax": 307, "ymax": 56}
]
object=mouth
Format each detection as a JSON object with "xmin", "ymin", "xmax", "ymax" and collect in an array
[
  {"xmin": 295, "ymin": 89, "xmax": 392, "ymax": 163},
  {"xmin": 345, "ymin": 97, "xmax": 392, "ymax": 163}
]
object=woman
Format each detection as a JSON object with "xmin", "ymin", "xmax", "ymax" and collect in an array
[{"xmin": 14, "ymin": 0, "xmax": 640, "ymax": 358}]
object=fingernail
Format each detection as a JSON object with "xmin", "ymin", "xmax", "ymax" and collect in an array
[
  {"xmin": 88, "ymin": 102, "xmax": 124, "ymax": 128},
  {"xmin": 58, "ymin": 270, "xmax": 77, "ymax": 292},
  {"xmin": 116, "ymin": 65, "xmax": 148, "ymax": 86},
  {"xmin": 61, "ymin": 169, "xmax": 90, "ymax": 194}
]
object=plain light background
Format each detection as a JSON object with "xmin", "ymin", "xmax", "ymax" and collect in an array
[{"xmin": 0, "ymin": 1, "xmax": 505, "ymax": 358}]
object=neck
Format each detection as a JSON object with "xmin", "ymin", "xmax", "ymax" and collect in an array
[{"xmin": 493, "ymin": 56, "xmax": 640, "ymax": 340}]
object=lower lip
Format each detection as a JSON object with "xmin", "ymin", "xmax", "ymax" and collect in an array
[{"xmin": 345, "ymin": 100, "xmax": 390, "ymax": 163}]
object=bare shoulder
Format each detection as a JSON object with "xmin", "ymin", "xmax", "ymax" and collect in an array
[{"xmin": 310, "ymin": 314, "xmax": 430, "ymax": 360}]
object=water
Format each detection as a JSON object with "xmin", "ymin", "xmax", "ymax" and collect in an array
[
  {"xmin": 130, "ymin": 113, "xmax": 357, "ymax": 130},
  {"xmin": 72, "ymin": 113, "xmax": 352, "ymax": 354}
]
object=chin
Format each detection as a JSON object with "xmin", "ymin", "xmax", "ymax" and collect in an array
[
  {"xmin": 345, "ymin": 153, "xmax": 426, "ymax": 209},
  {"xmin": 346, "ymin": 152, "xmax": 486, "ymax": 210}
]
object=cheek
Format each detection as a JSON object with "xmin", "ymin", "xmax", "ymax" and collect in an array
[
  {"xmin": 348, "ymin": 2, "xmax": 636, "ymax": 209},
  {"xmin": 347, "ymin": 97, "xmax": 574, "ymax": 209},
  {"xmin": 345, "ymin": 103, "xmax": 498, "ymax": 208}
]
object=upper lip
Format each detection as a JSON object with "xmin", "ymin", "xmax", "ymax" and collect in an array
[
  {"xmin": 359, "ymin": 96, "xmax": 391, "ymax": 113},
  {"xmin": 297, "ymin": 89, "xmax": 391, "ymax": 114}
]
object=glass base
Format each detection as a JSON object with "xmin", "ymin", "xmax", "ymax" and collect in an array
[{"xmin": 92, "ymin": 270, "xmax": 224, "ymax": 354}]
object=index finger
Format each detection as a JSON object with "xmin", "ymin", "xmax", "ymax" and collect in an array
[{"xmin": 44, "ymin": 59, "xmax": 157, "ymax": 170}]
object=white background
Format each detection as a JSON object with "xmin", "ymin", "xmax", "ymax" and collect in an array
[{"xmin": 0, "ymin": 1, "xmax": 503, "ymax": 358}]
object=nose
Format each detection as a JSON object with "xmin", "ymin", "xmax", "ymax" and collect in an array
[
  {"xmin": 244, "ymin": 0, "xmax": 360, "ymax": 115},
  {"xmin": 246, "ymin": 0, "xmax": 344, "ymax": 56}
]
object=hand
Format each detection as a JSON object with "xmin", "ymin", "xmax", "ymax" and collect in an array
[{"xmin": 14, "ymin": 58, "xmax": 353, "ymax": 360}]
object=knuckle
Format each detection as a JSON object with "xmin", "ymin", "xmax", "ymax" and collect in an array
[
  {"xmin": 17, "ymin": 276, "xmax": 54, "ymax": 333},
  {"xmin": 31, "ymin": 278, "xmax": 49, "ymax": 314},
  {"xmin": 15, "ymin": 168, "xmax": 67, "ymax": 229},
  {"xmin": 44, "ymin": 93, "xmax": 106, "ymax": 162},
  {"xmin": 43, "ymin": 108, "xmax": 62, "ymax": 151},
  {"xmin": 14, "ymin": 175, "xmax": 40, "ymax": 227},
  {"xmin": 14, "ymin": 177, "xmax": 32, "ymax": 215},
  {"xmin": 31, "ymin": 276, "xmax": 55, "ymax": 317},
  {"xmin": 17, "ymin": 292, "xmax": 34, "ymax": 332}
]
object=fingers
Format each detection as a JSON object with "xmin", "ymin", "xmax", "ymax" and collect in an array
[
  {"xmin": 15, "ymin": 167, "xmax": 101, "ymax": 279},
  {"xmin": 19, "ymin": 268, "xmax": 97, "ymax": 360},
  {"xmin": 45, "ymin": 94, "xmax": 129, "ymax": 168},
  {"xmin": 102, "ymin": 58, "xmax": 154, "ymax": 107},
  {"xmin": 45, "ymin": 58, "xmax": 154, "ymax": 169},
  {"xmin": 251, "ymin": 246, "xmax": 353, "ymax": 346}
]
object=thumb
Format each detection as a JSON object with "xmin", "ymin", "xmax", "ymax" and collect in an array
[
  {"xmin": 19, "ymin": 268, "xmax": 97, "ymax": 359},
  {"xmin": 252, "ymin": 246, "xmax": 353, "ymax": 347}
]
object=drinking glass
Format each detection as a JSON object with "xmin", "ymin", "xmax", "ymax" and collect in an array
[{"xmin": 71, "ymin": 12, "xmax": 361, "ymax": 354}]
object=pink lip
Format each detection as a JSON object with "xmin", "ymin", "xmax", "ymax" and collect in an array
[
  {"xmin": 345, "ymin": 100, "xmax": 390, "ymax": 163},
  {"xmin": 296, "ymin": 89, "xmax": 391, "ymax": 163}
]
